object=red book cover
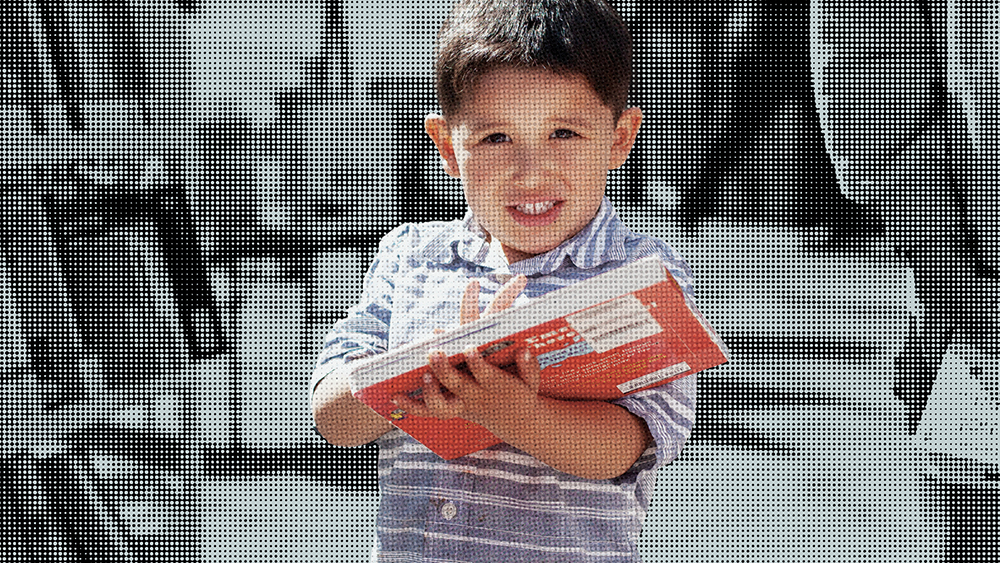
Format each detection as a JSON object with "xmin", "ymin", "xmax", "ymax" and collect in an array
[{"xmin": 349, "ymin": 256, "xmax": 729, "ymax": 460}]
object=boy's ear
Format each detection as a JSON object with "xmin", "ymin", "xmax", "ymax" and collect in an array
[
  {"xmin": 608, "ymin": 107, "xmax": 643, "ymax": 170},
  {"xmin": 424, "ymin": 114, "xmax": 462, "ymax": 178}
]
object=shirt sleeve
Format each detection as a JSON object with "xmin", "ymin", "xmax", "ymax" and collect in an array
[
  {"xmin": 612, "ymin": 373, "xmax": 697, "ymax": 469},
  {"xmin": 612, "ymin": 239, "xmax": 703, "ymax": 468},
  {"xmin": 308, "ymin": 224, "xmax": 412, "ymax": 402}
]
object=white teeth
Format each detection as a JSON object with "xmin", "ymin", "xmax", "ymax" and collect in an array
[{"xmin": 515, "ymin": 201, "xmax": 556, "ymax": 215}]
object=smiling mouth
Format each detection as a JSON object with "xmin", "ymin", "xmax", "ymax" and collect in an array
[
  {"xmin": 507, "ymin": 200, "xmax": 563, "ymax": 227},
  {"xmin": 514, "ymin": 201, "xmax": 557, "ymax": 215}
]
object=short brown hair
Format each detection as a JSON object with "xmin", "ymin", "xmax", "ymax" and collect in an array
[{"xmin": 435, "ymin": 0, "xmax": 632, "ymax": 120}]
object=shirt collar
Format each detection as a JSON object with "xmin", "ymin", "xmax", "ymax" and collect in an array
[{"xmin": 445, "ymin": 197, "xmax": 630, "ymax": 275}]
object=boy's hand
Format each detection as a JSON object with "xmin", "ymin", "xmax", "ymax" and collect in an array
[
  {"xmin": 390, "ymin": 275, "xmax": 653, "ymax": 479},
  {"xmin": 426, "ymin": 275, "xmax": 525, "ymax": 336},
  {"xmin": 393, "ymin": 346, "xmax": 542, "ymax": 428},
  {"xmin": 391, "ymin": 274, "xmax": 537, "ymax": 426},
  {"xmin": 459, "ymin": 274, "xmax": 527, "ymax": 324}
]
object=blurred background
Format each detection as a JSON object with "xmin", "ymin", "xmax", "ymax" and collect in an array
[{"xmin": 0, "ymin": 0, "xmax": 994, "ymax": 561}]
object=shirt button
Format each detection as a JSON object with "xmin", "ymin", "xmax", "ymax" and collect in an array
[{"xmin": 441, "ymin": 501, "xmax": 457, "ymax": 520}]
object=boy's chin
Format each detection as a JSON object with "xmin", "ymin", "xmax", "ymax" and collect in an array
[
  {"xmin": 500, "ymin": 235, "xmax": 567, "ymax": 261},
  {"xmin": 488, "ymin": 218, "xmax": 592, "ymax": 262}
]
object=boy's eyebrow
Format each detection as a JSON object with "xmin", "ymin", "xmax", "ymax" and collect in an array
[
  {"xmin": 463, "ymin": 119, "xmax": 508, "ymax": 133},
  {"xmin": 464, "ymin": 115, "xmax": 601, "ymax": 133},
  {"xmin": 553, "ymin": 116, "xmax": 604, "ymax": 130}
]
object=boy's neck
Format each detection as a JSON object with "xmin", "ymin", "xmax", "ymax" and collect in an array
[
  {"xmin": 485, "ymin": 233, "xmax": 536, "ymax": 264},
  {"xmin": 502, "ymin": 243, "xmax": 536, "ymax": 264}
]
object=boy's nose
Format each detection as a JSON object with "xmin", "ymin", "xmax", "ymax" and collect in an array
[{"xmin": 511, "ymin": 147, "xmax": 553, "ymax": 187}]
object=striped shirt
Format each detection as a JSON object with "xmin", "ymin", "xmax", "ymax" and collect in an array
[{"xmin": 311, "ymin": 197, "xmax": 698, "ymax": 563}]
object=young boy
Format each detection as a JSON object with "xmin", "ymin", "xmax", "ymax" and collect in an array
[{"xmin": 311, "ymin": 0, "xmax": 699, "ymax": 560}]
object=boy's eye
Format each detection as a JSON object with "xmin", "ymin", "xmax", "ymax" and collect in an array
[
  {"xmin": 551, "ymin": 129, "xmax": 579, "ymax": 139},
  {"xmin": 484, "ymin": 133, "xmax": 511, "ymax": 144}
]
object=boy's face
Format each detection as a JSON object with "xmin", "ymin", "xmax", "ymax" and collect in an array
[{"xmin": 425, "ymin": 66, "xmax": 642, "ymax": 263}]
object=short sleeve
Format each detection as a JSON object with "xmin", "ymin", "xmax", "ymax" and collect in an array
[
  {"xmin": 630, "ymin": 236, "xmax": 697, "ymax": 302},
  {"xmin": 613, "ymin": 373, "xmax": 697, "ymax": 469},
  {"xmin": 309, "ymin": 224, "xmax": 413, "ymax": 401},
  {"xmin": 616, "ymin": 238, "xmax": 702, "ymax": 469},
  {"xmin": 659, "ymin": 244, "xmax": 696, "ymax": 301}
]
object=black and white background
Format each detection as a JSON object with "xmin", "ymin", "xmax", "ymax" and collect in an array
[{"xmin": 0, "ymin": 0, "xmax": 997, "ymax": 561}]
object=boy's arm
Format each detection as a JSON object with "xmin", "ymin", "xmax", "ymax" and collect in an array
[
  {"xmin": 312, "ymin": 364, "xmax": 393, "ymax": 447},
  {"xmin": 500, "ymin": 393, "xmax": 654, "ymax": 481},
  {"xmin": 467, "ymin": 349, "xmax": 657, "ymax": 480},
  {"xmin": 392, "ymin": 263, "xmax": 697, "ymax": 480},
  {"xmin": 309, "ymin": 224, "xmax": 412, "ymax": 448},
  {"xmin": 507, "ymin": 396, "xmax": 654, "ymax": 481},
  {"xmin": 393, "ymin": 347, "xmax": 652, "ymax": 480}
]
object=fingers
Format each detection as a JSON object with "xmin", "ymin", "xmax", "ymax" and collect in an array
[
  {"xmin": 483, "ymin": 274, "xmax": 527, "ymax": 317},
  {"xmin": 460, "ymin": 275, "xmax": 527, "ymax": 326},
  {"xmin": 420, "ymin": 370, "xmax": 463, "ymax": 419},
  {"xmin": 515, "ymin": 347, "xmax": 541, "ymax": 394},
  {"xmin": 390, "ymin": 392, "xmax": 433, "ymax": 418},
  {"xmin": 392, "ymin": 352, "xmax": 465, "ymax": 420},
  {"xmin": 460, "ymin": 279, "xmax": 481, "ymax": 325},
  {"xmin": 392, "ymin": 347, "xmax": 540, "ymax": 424},
  {"xmin": 464, "ymin": 347, "xmax": 500, "ymax": 386},
  {"xmin": 428, "ymin": 350, "xmax": 466, "ymax": 390}
]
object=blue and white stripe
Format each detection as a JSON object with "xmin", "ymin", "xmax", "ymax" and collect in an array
[{"xmin": 311, "ymin": 197, "xmax": 699, "ymax": 562}]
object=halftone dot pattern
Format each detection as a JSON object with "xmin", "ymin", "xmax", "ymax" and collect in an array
[{"xmin": 0, "ymin": 0, "xmax": 995, "ymax": 563}]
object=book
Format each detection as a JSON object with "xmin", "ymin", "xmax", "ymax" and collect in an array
[{"xmin": 349, "ymin": 256, "xmax": 730, "ymax": 460}]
